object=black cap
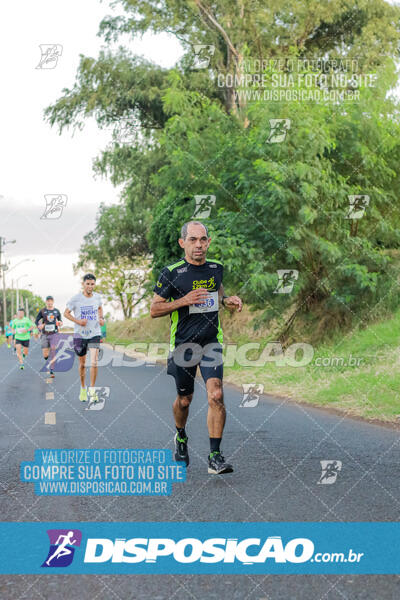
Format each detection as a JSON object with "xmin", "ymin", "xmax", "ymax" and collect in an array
[
  {"xmin": 46, "ymin": 295, "xmax": 54, "ymax": 301},
  {"xmin": 18, "ymin": 307, "xmax": 25, "ymax": 312},
  {"xmin": 83, "ymin": 273, "xmax": 96, "ymax": 281}
]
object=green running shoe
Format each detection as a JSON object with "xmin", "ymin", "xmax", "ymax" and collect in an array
[
  {"xmin": 208, "ymin": 451, "xmax": 233, "ymax": 475},
  {"xmin": 88, "ymin": 388, "xmax": 99, "ymax": 403},
  {"xmin": 174, "ymin": 433, "xmax": 189, "ymax": 466}
]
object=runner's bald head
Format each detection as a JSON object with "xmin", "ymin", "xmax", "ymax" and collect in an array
[{"xmin": 180, "ymin": 221, "xmax": 209, "ymax": 240}]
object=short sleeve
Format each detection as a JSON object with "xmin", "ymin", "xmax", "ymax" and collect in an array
[
  {"xmin": 66, "ymin": 296, "xmax": 75, "ymax": 311},
  {"xmin": 153, "ymin": 267, "xmax": 173, "ymax": 299}
]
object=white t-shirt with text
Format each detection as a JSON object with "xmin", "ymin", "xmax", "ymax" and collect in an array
[{"xmin": 66, "ymin": 292, "xmax": 102, "ymax": 339}]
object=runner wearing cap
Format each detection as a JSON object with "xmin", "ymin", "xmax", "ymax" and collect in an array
[{"xmin": 35, "ymin": 296, "xmax": 63, "ymax": 378}]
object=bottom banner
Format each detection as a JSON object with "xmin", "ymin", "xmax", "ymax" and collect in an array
[{"xmin": 0, "ymin": 522, "xmax": 398, "ymax": 574}]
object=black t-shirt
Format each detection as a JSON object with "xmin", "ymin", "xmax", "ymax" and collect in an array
[
  {"xmin": 35, "ymin": 308, "xmax": 62, "ymax": 334},
  {"xmin": 154, "ymin": 258, "xmax": 224, "ymax": 349}
]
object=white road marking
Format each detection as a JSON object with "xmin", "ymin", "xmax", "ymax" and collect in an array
[{"xmin": 44, "ymin": 412, "xmax": 56, "ymax": 425}]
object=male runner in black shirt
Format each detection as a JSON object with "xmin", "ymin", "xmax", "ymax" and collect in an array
[
  {"xmin": 35, "ymin": 295, "xmax": 63, "ymax": 378},
  {"xmin": 151, "ymin": 221, "xmax": 242, "ymax": 474}
]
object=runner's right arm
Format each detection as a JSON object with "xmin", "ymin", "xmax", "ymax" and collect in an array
[
  {"xmin": 64, "ymin": 308, "xmax": 86, "ymax": 326},
  {"xmin": 150, "ymin": 266, "xmax": 210, "ymax": 318},
  {"xmin": 150, "ymin": 289, "xmax": 210, "ymax": 318},
  {"xmin": 35, "ymin": 309, "xmax": 45, "ymax": 330}
]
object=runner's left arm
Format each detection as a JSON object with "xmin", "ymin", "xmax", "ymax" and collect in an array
[
  {"xmin": 56, "ymin": 309, "xmax": 63, "ymax": 328},
  {"xmin": 98, "ymin": 303, "xmax": 104, "ymax": 326},
  {"xmin": 219, "ymin": 284, "xmax": 243, "ymax": 312}
]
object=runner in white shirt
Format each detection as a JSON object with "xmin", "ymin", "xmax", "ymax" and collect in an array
[{"xmin": 64, "ymin": 273, "xmax": 104, "ymax": 403}]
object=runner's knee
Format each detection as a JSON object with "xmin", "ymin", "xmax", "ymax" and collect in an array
[
  {"xmin": 208, "ymin": 386, "xmax": 224, "ymax": 406},
  {"xmin": 177, "ymin": 394, "xmax": 193, "ymax": 409}
]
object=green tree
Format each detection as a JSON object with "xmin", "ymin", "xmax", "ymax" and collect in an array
[
  {"xmin": 74, "ymin": 257, "xmax": 150, "ymax": 318},
  {"xmin": 100, "ymin": 0, "xmax": 400, "ymax": 114},
  {"xmin": 1, "ymin": 288, "xmax": 45, "ymax": 323},
  {"xmin": 44, "ymin": 0, "xmax": 400, "ymax": 334},
  {"xmin": 150, "ymin": 66, "xmax": 400, "ymax": 334}
]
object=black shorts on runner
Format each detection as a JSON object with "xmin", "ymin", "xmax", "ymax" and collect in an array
[
  {"xmin": 15, "ymin": 339, "xmax": 29, "ymax": 348},
  {"xmin": 73, "ymin": 336, "xmax": 101, "ymax": 357},
  {"xmin": 167, "ymin": 343, "xmax": 223, "ymax": 396}
]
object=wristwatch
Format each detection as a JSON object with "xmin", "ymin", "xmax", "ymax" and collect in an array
[{"xmin": 221, "ymin": 295, "xmax": 228, "ymax": 307}]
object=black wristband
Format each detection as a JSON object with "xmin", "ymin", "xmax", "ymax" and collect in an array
[{"xmin": 221, "ymin": 295, "xmax": 228, "ymax": 307}]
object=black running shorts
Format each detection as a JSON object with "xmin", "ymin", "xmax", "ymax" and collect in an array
[
  {"xmin": 167, "ymin": 343, "xmax": 223, "ymax": 396},
  {"xmin": 73, "ymin": 336, "xmax": 101, "ymax": 357},
  {"xmin": 15, "ymin": 339, "xmax": 29, "ymax": 348}
]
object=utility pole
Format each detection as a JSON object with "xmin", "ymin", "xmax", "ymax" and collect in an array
[
  {"xmin": 0, "ymin": 237, "xmax": 16, "ymax": 330},
  {"xmin": 0, "ymin": 237, "xmax": 6, "ymax": 332}
]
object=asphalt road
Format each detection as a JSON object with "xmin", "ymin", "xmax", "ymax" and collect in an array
[{"xmin": 0, "ymin": 338, "xmax": 400, "ymax": 599}]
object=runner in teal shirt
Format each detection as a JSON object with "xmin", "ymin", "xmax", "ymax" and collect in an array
[{"xmin": 5, "ymin": 322, "xmax": 13, "ymax": 348}]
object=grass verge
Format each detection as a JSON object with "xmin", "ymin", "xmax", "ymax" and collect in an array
[{"xmin": 107, "ymin": 307, "xmax": 400, "ymax": 423}]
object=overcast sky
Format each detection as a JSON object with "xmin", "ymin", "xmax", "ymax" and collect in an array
[{"xmin": 0, "ymin": 0, "xmax": 183, "ymax": 314}]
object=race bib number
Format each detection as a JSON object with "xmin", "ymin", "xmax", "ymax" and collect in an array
[
  {"xmin": 17, "ymin": 328, "xmax": 25, "ymax": 334},
  {"xmin": 44, "ymin": 324, "xmax": 56, "ymax": 332},
  {"xmin": 189, "ymin": 291, "xmax": 219, "ymax": 314}
]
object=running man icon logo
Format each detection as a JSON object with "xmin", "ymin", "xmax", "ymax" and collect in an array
[
  {"xmin": 317, "ymin": 460, "xmax": 342, "ymax": 485},
  {"xmin": 267, "ymin": 119, "xmax": 291, "ymax": 144},
  {"xmin": 41, "ymin": 529, "xmax": 82, "ymax": 568},
  {"xmin": 273, "ymin": 270, "xmax": 299, "ymax": 294},
  {"xmin": 240, "ymin": 384, "xmax": 264, "ymax": 408},
  {"xmin": 36, "ymin": 44, "xmax": 63, "ymax": 69},
  {"xmin": 124, "ymin": 270, "xmax": 137, "ymax": 294},
  {"xmin": 345, "ymin": 195, "xmax": 370, "ymax": 220},
  {"xmin": 85, "ymin": 386, "xmax": 110, "ymax": 411},
  {"xmin": 40, "ymin": 194, "xmax": 68, "ymax": 219},
  {"xmin": 192, "ymin": 195, "xmax": 216, "ymax": 219},
  {"xmin": 192, "ymin": 45, "xmax": 215, "ymax": 69},
  {"xmin": 40, "ymin": 334, "xmax": 75, "ymax": 373}
]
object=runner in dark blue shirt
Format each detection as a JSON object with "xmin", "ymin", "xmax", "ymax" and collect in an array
[{"xmin": 151, "ymin": 221, "xmax": 242, "ymax": 475}]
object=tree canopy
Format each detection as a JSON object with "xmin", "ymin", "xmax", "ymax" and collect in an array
[{"xmin": 45, "ymin": 0, "xmax": 400, "ymax": 334}]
